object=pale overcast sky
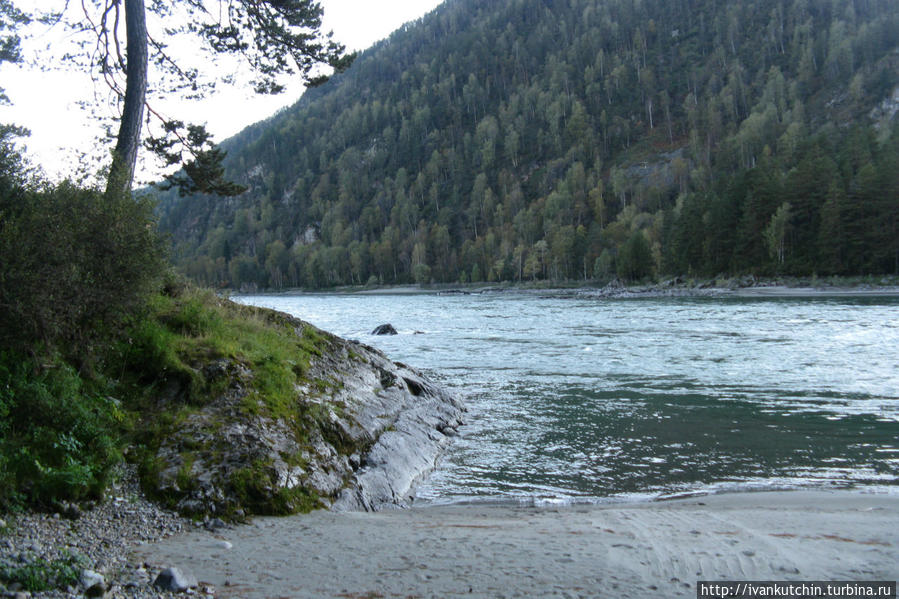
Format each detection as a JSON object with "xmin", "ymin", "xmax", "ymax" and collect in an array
[{"xmin": 0, "ymin": 0, "xmax": 444, "ymax": 183}]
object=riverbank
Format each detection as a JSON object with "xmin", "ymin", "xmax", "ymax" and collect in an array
[
  {"xmin": 236, "ymin": 274, "xmax": 899, "ymax": 299},
  {"xmin": 132, "ymin": 490, "xmax": 898, "ymax": 598},
  {"xmin": 1, "ymin": 287, "xmax": 465, "ymax": 596},
  {"xmin": 577, "ymin": 274, "xmax": 899, "ymax": 299}
]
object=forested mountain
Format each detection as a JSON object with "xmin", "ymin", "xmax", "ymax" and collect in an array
[{"xmin": 156, "ymin": 0, "xmax": 899, "ymax": 289}]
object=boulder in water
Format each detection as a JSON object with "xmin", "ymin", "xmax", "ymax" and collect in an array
[{"xmin": 372, "ymin": 324, "xmax": 398, "ymax": 335}]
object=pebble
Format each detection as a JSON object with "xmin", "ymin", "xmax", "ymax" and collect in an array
[
  {"xmin": 80, "ymin": 569, "xmax": 104, "ymax": 590},
  {"xmin": 0, "ymin": 464, "xmax": 191, "ymax": 598}
]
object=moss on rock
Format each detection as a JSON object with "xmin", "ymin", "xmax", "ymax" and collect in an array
[{"xmin": 124, "ymin": 282, "xmax": 462, "ymax": 519}]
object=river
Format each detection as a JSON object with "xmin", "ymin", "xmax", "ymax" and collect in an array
[{"xmin": 236, "ymin": 290, "xmax": 899, "ymax": 504}]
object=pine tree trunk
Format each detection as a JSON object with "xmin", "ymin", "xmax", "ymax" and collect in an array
[{"xmin": 105, "ymin": 0, "xmax": 148, "ymax": 198}]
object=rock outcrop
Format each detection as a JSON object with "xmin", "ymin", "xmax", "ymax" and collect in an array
[{"xmin": 143, "ymin": 310, "xmax": 463, "ymax": 518}]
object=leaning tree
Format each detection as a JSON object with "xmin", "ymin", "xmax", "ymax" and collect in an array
[{"xmin": 35, "ymin": 0, "xmax": 354, "ymax": 197}]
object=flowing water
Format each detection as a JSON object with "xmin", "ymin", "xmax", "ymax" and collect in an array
[{"xmin": 237, "ymin": 291, "xmax": 899, "ymax": 504}]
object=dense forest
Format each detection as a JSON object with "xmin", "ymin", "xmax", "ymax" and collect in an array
[{"xmin": 157, "ymin": 0, "xmax": 899, "ymax": 289}]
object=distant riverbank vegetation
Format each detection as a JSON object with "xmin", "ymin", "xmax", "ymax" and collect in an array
[{"xmin": 158, "ymin": 0, "xmax": 899, "ymax": 290}]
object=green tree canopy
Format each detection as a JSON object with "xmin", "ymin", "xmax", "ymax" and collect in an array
[{"xmin": 150, "ymin": 0, "xmax": 899, "ymax": 288}]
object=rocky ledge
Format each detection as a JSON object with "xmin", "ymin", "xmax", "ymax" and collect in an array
[{"xmin": 145, "ymin": 309, "xmax": 464, "ymax": 518}]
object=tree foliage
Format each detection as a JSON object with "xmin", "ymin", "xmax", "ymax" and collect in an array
[
  {"xmin": 0, "ymin": 0, "xmax": 28, "ymax": 103},
  {"xmin": 156, "ymin": 0, "xmax": 899, "ymax": 288},
  {"xmin": 0, "ymin": 180, "xmax": 166, "ymax": 358}
]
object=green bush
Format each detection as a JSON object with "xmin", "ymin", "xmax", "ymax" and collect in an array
[
  {"xmin": 0, "ymin": 354, "xmax": 122, "ymax": 508},
  {"xmin": 0, "ymin": 181, "xmax": 166, "ymax": 359}
]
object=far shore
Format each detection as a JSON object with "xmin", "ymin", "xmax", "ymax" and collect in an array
[
  {"xmin": 232, "ymin": 275, "xmax": 899, "ymax": 299},
  {"xmin": 134, "ymin": 489, "xmax": 898, "ymax": 599},
  {"xmin": 728, "ymin": 285, "xmax": 899, "ymax": 297}
]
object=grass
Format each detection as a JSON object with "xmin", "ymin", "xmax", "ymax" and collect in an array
[
  {"xmin": 117, "ymin": 280, "xmax": 357, "ymax": 517},
  {"xmin": 1, "ymin": 276, "xmax": 357, "ymax": 518},
  {"xmin": 126, "ymin": 284, "xmax": 329, "ymax": 418},
  {"xmin": 0, "ymin": 552, "xmax": 87, "ymax": 592},
  {"xmin": 228, "ymin": 459, "xmax": 321, "ymax": 515}
]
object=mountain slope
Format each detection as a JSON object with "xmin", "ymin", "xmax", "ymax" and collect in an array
[{"xmin": 157, "ymin": 0, "xmax": 899, "ymax": 288}]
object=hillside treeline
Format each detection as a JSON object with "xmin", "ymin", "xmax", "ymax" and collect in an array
[{"xmin": 157, "ymin": 0, "xmax": 899, "ymax": 288}]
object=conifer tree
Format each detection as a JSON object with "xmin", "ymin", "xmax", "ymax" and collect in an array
[{"xmin": 38, "ymin": 0, "xmax": 353, "ymax": 197}]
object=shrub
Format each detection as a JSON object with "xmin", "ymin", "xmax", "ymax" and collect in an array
[
  {"xmin": 0, "ymin": 182, "xmax": 166, "ymax": 360},
  {"xmin": 0, "ymin": 354, "xmax": 122, "ymax": 508}
]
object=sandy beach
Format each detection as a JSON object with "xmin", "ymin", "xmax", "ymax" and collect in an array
[{"xmin": 132, "ymin": 490, "xmax": 898, "ymax": 598}]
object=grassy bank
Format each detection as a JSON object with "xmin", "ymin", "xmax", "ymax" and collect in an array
[
  {"xmin": 0, "ymin": 163, "xmax": 351, "ymax": 516},
  {"xmin": 0, "ymin": 277, "xmax": 337, "ymax": 514}
]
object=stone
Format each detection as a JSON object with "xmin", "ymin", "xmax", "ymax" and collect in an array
[
  {"xmin": 144, "ymin": 311, "xmax": 463, "ymax": 518},
  {"xmin": 348, "ymin": 453, "xmax": 362, "ymax": 470},
  {"xmin": 371, "ymin": 323, "xmax": 398, "ymax": 335},
  {"xmin": 81, "ymin": 569, "xmax": 105, "ymax": 590},
  {"xmin": 203, "ymin": 517, "xmax": 227, "ymax": 531},
  {"xmin": 153, "ymin": 567, "xmax": 198, "ymax": 592}
]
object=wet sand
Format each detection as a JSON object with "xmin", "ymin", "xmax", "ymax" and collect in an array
[{"xmin": 133, "ymin": 490, "xmax": 898, "ymax": 598}]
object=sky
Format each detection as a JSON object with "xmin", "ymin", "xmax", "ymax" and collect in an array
[{"xmin": 0, "ymin": 0, "xmax": 444, "ymax": 183}]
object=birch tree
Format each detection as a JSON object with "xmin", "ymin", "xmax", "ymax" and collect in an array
[{"xmin": 763, "ymin": 201, "xmax": 792, "ymax": 265}]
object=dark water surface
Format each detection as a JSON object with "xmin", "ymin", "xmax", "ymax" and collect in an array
[{"xmin": 238, "ymin": 292, "xmax": 899, "ymax": 503}]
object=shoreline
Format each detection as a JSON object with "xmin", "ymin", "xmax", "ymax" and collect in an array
[
  {"xmin": 133, "ymin": 489, "xmax": 899, "ymax": 598},
  {"xmin": 233, "ymin": 276, "xmax": 899, "ymax": 299},
  {"xmin": 4, "ymin": 484, "xmax": 896, "ymax": 597}
]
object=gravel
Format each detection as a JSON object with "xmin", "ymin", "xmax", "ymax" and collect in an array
[{"xmin": 0, "ymin": 465, "xmax": 215, "ymax": 598}]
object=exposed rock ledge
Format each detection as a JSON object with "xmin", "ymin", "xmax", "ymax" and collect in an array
[{"xmin": 144, "ymin": 309, "xmax": 464, "ymax": 518}]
